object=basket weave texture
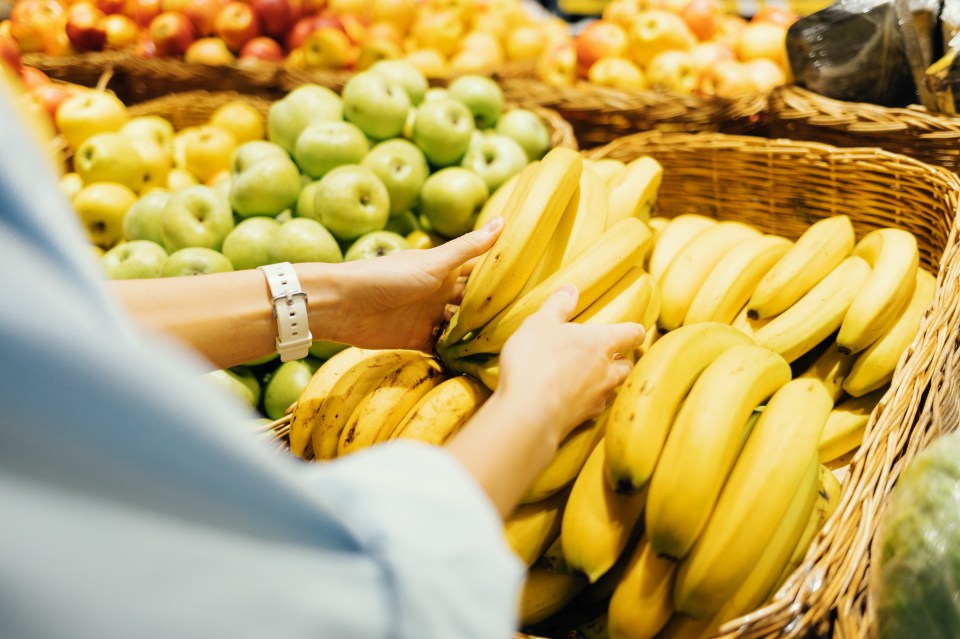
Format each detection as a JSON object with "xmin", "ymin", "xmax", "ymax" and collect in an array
[
  {"xmin": 574, "ymin": 131, "xmax": 960, "ymax": 639},
  {"xmin": 769, "ymin": 85, "xmax": 960, "ymax": 178},
  {"xmin": 498, "ymin": 76, "xmax": 769, "ymax": 149}
]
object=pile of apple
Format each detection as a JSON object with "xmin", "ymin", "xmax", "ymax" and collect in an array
[
  {"xmin": 538, "ymin": 0, "xmax": 797, "ymax": 98},
  {"xmin": 0, "ymin": 0, "xmax": 571, "ymax": 77}
]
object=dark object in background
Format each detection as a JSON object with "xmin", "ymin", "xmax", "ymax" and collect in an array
[
  {"xmin": 785, "ymin": 0, "xmax": 924, "ymax": 107},
  {"xmin": 0, "ymin": 2, "xmax": 12, "ymax": 22}
]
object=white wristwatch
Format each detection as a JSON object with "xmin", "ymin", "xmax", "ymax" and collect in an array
[{"xmin": 258, "ymin": 262, "xmax": 313, "ymax": 362}]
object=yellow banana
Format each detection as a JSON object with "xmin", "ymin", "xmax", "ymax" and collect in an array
[
  {"xmin": 657, "ymin": 221, "xmax": 761, "ymax": 331},
  {"xmin": 843, "ymin": 268, "xmax": 935, "ymax": 397},
  {"xmin": 575, "ymin": 267, "xmax": 655, "ymax": 326},
  {"xmin": 523, "ymin": 410, "xmax": 607, "ymax": 504},
  {"xmin": 447, "ymin": 218, "xmax": 652, "ymax": 358},
  {"xmin": 576, "ymin": 614, "xmax": 611, "ymax": 639},
  {"xmin": 288, "ymin": 346, "xmax": 369, "ymax": 459},
  {"xmin": 838, "ymin": 228, "xmax": 920, "ymax": 354},
  {"xmin": 798, "ymin": 341, "xmax": 857, "ymax": 403},
  {"xmin": 683, "ymin": 234, "xmax": 793, "ymax": 326},
  {"xmin": 752, "ymin": 255, "xmax": 871, "ymax": 363},
  {"xmin": 586, "ymin": 157, "xmax": 626, "ymax": 185},
  {"xmin": 442, "ymin": 147, "xmax": 582, "ymax": 345},
  {"xmin": 653, "ymin": 614, "xmax": 717, "ymax": 639},
  {"xmin": 673, "ymin": 379, "xmax": 831, "ymax": 619},
  {"xmin": 561, "ymin": 439, "xmax": 648, "ymax": 583},
  {"xmin": 646, "ymin": 344, "xmax": 792, "ymax": 560},
  {"xmin": 608, "ymin": 535, "xmax": 678, "ymax": 639},
  {"xmin": 730, "ymin": 305, "xmax": 771, "ymax": 340},
  {"xmin": 747, "ymin": 215, "xmax": 855, "ymax": 320},
  {"xmin": 311, "ymin": 349, "xmax": 427, "ymax": 460},
  {"xmin": 606, "ymin": 155, "xmax": 663, "ymax": 227},
  {"xmin": 518, "ymin": 539, "xmax": 586, "ymax": 627},
  {"xmin": 504, "ymin": 489, "xmax": 568, "ymax": 567},
  {"xmin": 818, "ymin": 387, "xmax": 885, "ymax": 463},
  {"xmin": 337, "ymin": 357, "xmax": 445, "ymax": 456},
  {"xmin": 456, "ymin": 356, "xmax": 500, "ymax": 391},
  {"xmin": 605, "ymin": 323, "xmax": 752, "ymax": 495},
  {"xmin": 389, "ymin": 375, "xmax": 490, "ymax": 445},
  {"xmin": 473, "ymin": 161, "xmax": 538, "ymax": 230},
  {"xmin": 647, "ymin": 214, "xmax": 717, "ymax": 285}
]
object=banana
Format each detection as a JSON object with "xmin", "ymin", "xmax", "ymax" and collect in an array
[
  {"xmin": 389, "ymin": 375, "xmax": 490, "ymax": 445},
  {"xmin": 653, "ymin": 614, "xmax": 717, "ymax": 639},
  {"xmin": 473, "ymin": 161, "xmax": 538, "ymax": 230},
  {"xmin": 657, "ymin": 221, "xmax": 761, "ymax": 331},
  {"xmin": 586, "ymin": 157, "xmax": 626, "ymax": 185},
  {"xmin": 798, "ymin": 341, "xmax": 857, "ymax": 403},
  {"xmin": 456, "ymin": 355, "xmax": 500, "ymax": 391},
  {"xmin": 577, "ymin": 614, "xmax": 611, "ymax": 639},
  {"xmin": 647, "ymin": 214, "xmax": 717, "ymax": 285},
  {"xmin": 288, "ymin": 346, "xmax": 370, "ymax": 459},
  {"xmin": 752, "ymin": 255, "xmax": 872, "ymax": 363},
  {"xmin": 446, "ymin": 218, "xmax": 652, "ymax": 359},
  {"xmin": 311, "ymin": 349, "xmax": 427, "ymax": 460},
  {"xmin": 843, "ymin": 268, "xmax": 935, "ymax": 397},
  {"xmin": 523, "ymin": 410, "xmax": 607, "ymax": 504},
  {"xmin": 441, "ymin": 147, "xmax": 582, "ymax": 346},
  {"xmin": 608, "ymin": 535, "xmax": 678, "ymax": 639},
  {"xmin": 683, "ymin": 234, "xmax": 793, "ymax": 326},
  {"xmin": 562, "ymin": 439, "xmax": 648, "ymax": 583},
  {"xmin": 747, "ymin": 215, "xmax": 855, "ymax": 320},
  {"xmin": 518, "ymin": 539, "xmax": 586, "ymax": 627},
  {"xmin": 504, "ymin": 489, "xmax": 568, "ymax": 567},
  {"xmin": 730, "ymin": 304, "xmax": 771, "ymax": 340},
  {"xmin": 575, "ymin": 267, "xmax": 655, "ymax": 326},
  {"xmin": 837, "ymin": 228, "xmax": 920, "ymax": 354},
  {"xmin": 605, "ymin": 323, "xmax": 752, "ymax": 495},
  {"xmin": 337, "ymin": 356, "xmax": 445, "ymax": 456},
  {"xmin": 606, "ymin": 155, "xmax": 663, "ymax": 228},
  {"xmin": 818, "ymin": 387, "xmax": 886, "ymax": 463},
  {"xmin": 673, "ymin": 379, "xmax": 831, "ymax": 618},
  {"xmin": 646, "ymin": 344, "xmax": 792, "ymax": 560}
]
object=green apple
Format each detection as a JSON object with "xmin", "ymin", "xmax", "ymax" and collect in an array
[
  {"xmin": 211, "ymin": 172, "xmax": 232, "ymax": 201},
  {"xmin": 276, "ymin": 209, "xmax": 294, "ymax": 224},
  {"xmin": 222, "ymin": 216, "xmax": 281, "ymax": 270},
  {"xmin": 295, "ymin": 180, "xmax": 322, "ymax": 220},
  {"xmin": 344, "ymin": 230, "xmax": 410, "ymax": 261},
  {"xmin": 162, "ymin": 185, "xmax": 235, "ymax": 251},
  {"xmin": 269, "ymin": 218, "xmax": 343, "ymax": 264},
  {"xmin": 294, "ymin": 121, "xmax": 370, "ymax": 179},
  {"xmin": 342, "ymin": 71, "xmax": 411, "ymax": 141},
  {"xmin": 120, "ymin": 115, "xmax": 175, "ymax": 152},
  {"xmin": 308, "ymin": 340, "xmax": 349, "ymax": 360},
  {"xmin": 263, "ymin": 358, "xmax": 319, "ymax": 420},
  {"xmin": 232, "ymin": 140, "xmax": 290, "ymax": 174},
  {"xmin": 361, "ymin": 138, "xmax": 429, "ymax": 216},
  {"xmin": 461, "ymin": 133, "xmax": 529, "ymax": 193},
  {"xmin": 447, "ymin": 75, "xmax": 504, "ymax": 129},
  {"xmin": 124, "ymin": 190, "xmax": 171, "ymax": 247},
  {"xmin": 424, "ymin": 88, "xmax": 449, "ymax": 102},
  {"xmin": 412, "ymin": 98, "xmax": 475, "ymax": 168},
  {"xmin": 203, "ymin": 366, "xmax": 261, "ymax": 410},
  {"xmin": 74, "ymin": 132, "xmax": 147, "ymax": 192},
  {"xmin": 230, "ymin": 156, "xmax": 302, "ymax": 218},
  {"xmin": 101, "ymin": 240, "xmax": 168, "ymax": 279},
  {"xmin": 383, "ymin": 210, "xmax": 421, "ymax": 236},
  {"xmin": 60, "ymin": 172, "xmax": 84, "ymax": 201},
  {"xmin": 162, "ymin": 247, "xmax": 235, "ymax": 277},
  {"xmin": 369, "ymin": 59, "xmax": 429, "ymax": 105},
  {"xmin": 419, "ymin": 167, "xmax": 489, "ymax": 238},
  {"xmin": 496, "ymin": 108, "xmax": 551, "ymax": 162},
  {"xmin": 267, "ymin": 84, "xmax": 344, "ymax": 154},
  {"xmin": 313, "ymin": 165, "xmax": 390, "ymax": 241},
  {"xmin": 244, "ymin": 352, "xmax": 279, "ymax": 367}
]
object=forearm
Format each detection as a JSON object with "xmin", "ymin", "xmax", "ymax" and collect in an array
[
  {"xmin": 445, "ymin": 392, "xmax": 561, "ymax": 519},
  {"xmin": 110, "ymin": 264, "xmax": 343, "ymax": 370}
]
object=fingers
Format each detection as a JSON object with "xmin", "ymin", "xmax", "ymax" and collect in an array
[
  {"xmin": 427, "ymin": 216, "xmax": 503, "ymax": 274},
  {"xmin": 460, "ymin": 255, "xmax": 482, "ymax": 277},
  {"xmin": 600, "ymin": 322, "xmax": 646, "ymax": 357},
  {"xmin": 534, "ymin": 285, "xmax": 580, "ymax": 323}
]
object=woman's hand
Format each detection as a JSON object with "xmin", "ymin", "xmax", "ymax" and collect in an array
[{"xmin": 314, "ymin": 218, "xmax": 502, "ymax": 352}]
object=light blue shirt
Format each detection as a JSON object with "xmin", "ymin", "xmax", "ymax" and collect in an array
[{"xmin": 0, "ymin": 87, "xmax": 523, "ymax": 639}]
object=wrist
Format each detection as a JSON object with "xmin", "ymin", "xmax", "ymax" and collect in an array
[
  {"xmin": 293, "ymin": 262, "xmax": 349, "ymax": 345},
  {"xmin": 485, "ymin": 388, "xmax": 563, "ymax": 454}
]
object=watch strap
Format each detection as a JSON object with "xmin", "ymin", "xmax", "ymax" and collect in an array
[{"xmin": 258, "ymin": 262, "xmax": 312, "ymax": 362}]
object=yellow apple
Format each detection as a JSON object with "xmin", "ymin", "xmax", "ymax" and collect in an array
[
  {"xmin": 172, "ymin": 126, "xmax": 199, "ymax": 168},
  {"xmin": 303, "ymin": 27, "xmax": 356, "ymax": 69},
  {"xmin": 411, "ymin": 10, "xmax": 463, "ymax": 57},
  {"xmin": 370, "ymin": 0, "xmax": 416, "ymax": 32},
  {"xmin": 403, "ymin": 48, "xmax": 449, "ymax": 78},
  {"xmin": 470, "ymin": 10, "xmax": 508, "ymax": 40},
  {"xmin": 120, "ymin": 115, "xmax": 175, "ymax": 153},
  {"xmin": 60, "ymin": 172, "xmax": 84, "ymax": 200},
  {"xmin": 462, "ymin": 30, "xmax": 503, "ymax": 58},
  {"xmin": 541, "ymin": 16, "xmax": 574, "ymax": 52},
  {"xmin": 209, "ymin": 99, "xmax": 265, "ymax": 144},
  {"xmin": 184, "ymin": 36, "xmax": 236, "ymax": 66},
  {"xmin": 284, "ymin": 47, "xmax": 307, "ymax": 69},
  {"xmin": 646, "ymin": 49, "xmax": 698, "ymax": 94},
  {"xmin": 167, "ymin": 167, "xmax": 200, "ymax": 190},
  {"xmin": 603, "ymin": 0, "xmax": 644, "ymax": 30},
  {"xmin": 505, "ymin": 24, "xmax": 543, "ymax": 61},
  {"xmin": 72, "ymin": 181, "xmax": 138, "ymax": 249},
  {"xmin": 734, "ymin": 21, "xmax": 788, "ymax": 67},
  {"xmin": 55, "ymin": 89, "xmax": 128, "ymax": 150},
  {"xmin": 742, "ymin": 57, "xmax": 787, "ymax": 92},
  {"xmin": 537, "ymin": 44, "xmax": 577, "ymax": 88},
  {"xmin": 588, "ymin": 56, "xmax": 647, "ymax": 91},
  {"xmin": 628, "ymin": 10, "xmax": 697, "ymax": 68},
  {"xmin": 575, "ymin": 19, "xmax": 629, "ymax": 76},
  {"xmin": 327, "ymin": 0, "xmax": 369, "ymax": 17},
  {"xmin": 183, "ymin": 124, "xmax": 236, "ymax": 183},
  {"xmin": 129, "ymin": 137, "xmax": 172, "ymax": 194},
  {"xmin": 356, "ymin": 39, "xmax": 403, "ymax": 70},
  {"xmin": 698, "ymin": 59, "xmax": 756, "ymax": 97},
  {"xmin": 689, "ymin": 40, "xmax": 735, "ymax": 74},
  {"xmin": 450, "ymin": 48, "xmax": 496, "ymax": 74}
]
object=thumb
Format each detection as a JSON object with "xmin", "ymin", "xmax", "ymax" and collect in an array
[
  {"xmin": 427, "ymin": 216, "xmax": 503, "ymax": 274},
  {"xmin": 535, "ymin": 285, "xmax": 579, "ymax": 323}
]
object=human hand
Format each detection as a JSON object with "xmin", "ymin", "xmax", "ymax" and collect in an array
[
  {"xmin": 497, "ymin": 286, "xmax": 645, "ymax": 441},
  {"xmin": 318, "ymin": 218, "xmax": 502, "ymax": 352}
]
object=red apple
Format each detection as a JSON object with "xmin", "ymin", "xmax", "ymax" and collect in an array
[
  {"xmin": 184, "ymin": 0, "xmax": 230, "ymax": 36},
  {"xmin": 20, "ymin": 65, "xmax": 51, "ymax": 90},
  {"xmin": 184, "ymin": 36, "xmax": 236, "ymax": 64},
  {"xmin": 751, "ymin": 6, "xmax": 799, "ymax": 28},
  {"xmin": 9, "ymin": 0, "xmax": 64, "ymax": 53},
  {"xmin": 135, "ymin": 33, "xmax": 159, "ymax": 57},
  {"xmin": 680, "ymin": 0, "xmax": 725, "ymax": 42},
  {"xmin": 0, "ymin": 34, "xmax": 23, "ymax": 75},
  {"xmin": 149, "ymin": 11, "xmax": 197, "ymax": 56},
  {"xmin": 66, "ymin": 3, "xmax": 108, "ymax": 52},
  {"xmin": 95, "ymin": 0, "xmax": 126, "ymax": 15},
  {"xmin": 239, "ymin": 35, "xmax": 284, "ymax": 61},
  {"xmin": 285, "ymin": 14, "xmax": 340, "ymax": 51},
  {"xmin": 104, "ymin": 14, "xmax": 140, "ymax": 49},
  {"xmin": 575, "ymin": 20, "xmax": 628, "ymax": 77},
  {"xmin": 214, "ymin": 2, "xmax": 262, "ymax": 52},
  {"xmin": 698, "ymin": 58, "xmax": 756, "ymax": 97},
  {"xmin": 31, "ymin": 82, "xmax": 75, "ymax": 121},
  {"xmin": 43, "ymin": 27, "xmax": 77, "ymax": 55},
  {"xmin": 249, "ymin": 0, "xmax": 296, "ymax": 39},
  {"xmin": 125, "ymin": 0, "xmax": 162, "ymax": 27},
  {"xmin": 339, "ymin": 14, "xmax": 367, "ymax": 44}
]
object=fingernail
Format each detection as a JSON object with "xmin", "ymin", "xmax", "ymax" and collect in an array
[
  {"xmin": 483, "ymin": 216, "xmax": 503, "ymax": 233},
  {"xmin": 555, "ymin": 284, "xmax": 577, "ymax": 298}
]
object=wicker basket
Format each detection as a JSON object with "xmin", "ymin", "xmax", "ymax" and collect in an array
[
  {"xmin": 769, "ymin": 85, "xmax": 960, "ymax": 178},
  {"xmin": 497, "ymin": 76, "xmax": 769, "ymax": 149},
  {"xmin": 579, "ymin": 131, "xmax": 960, "ymax": 639}
]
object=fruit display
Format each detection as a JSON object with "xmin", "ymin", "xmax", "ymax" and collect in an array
[{"xmin": 536, "ymin": 0, "xmax": 797, "ymax": 98}]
